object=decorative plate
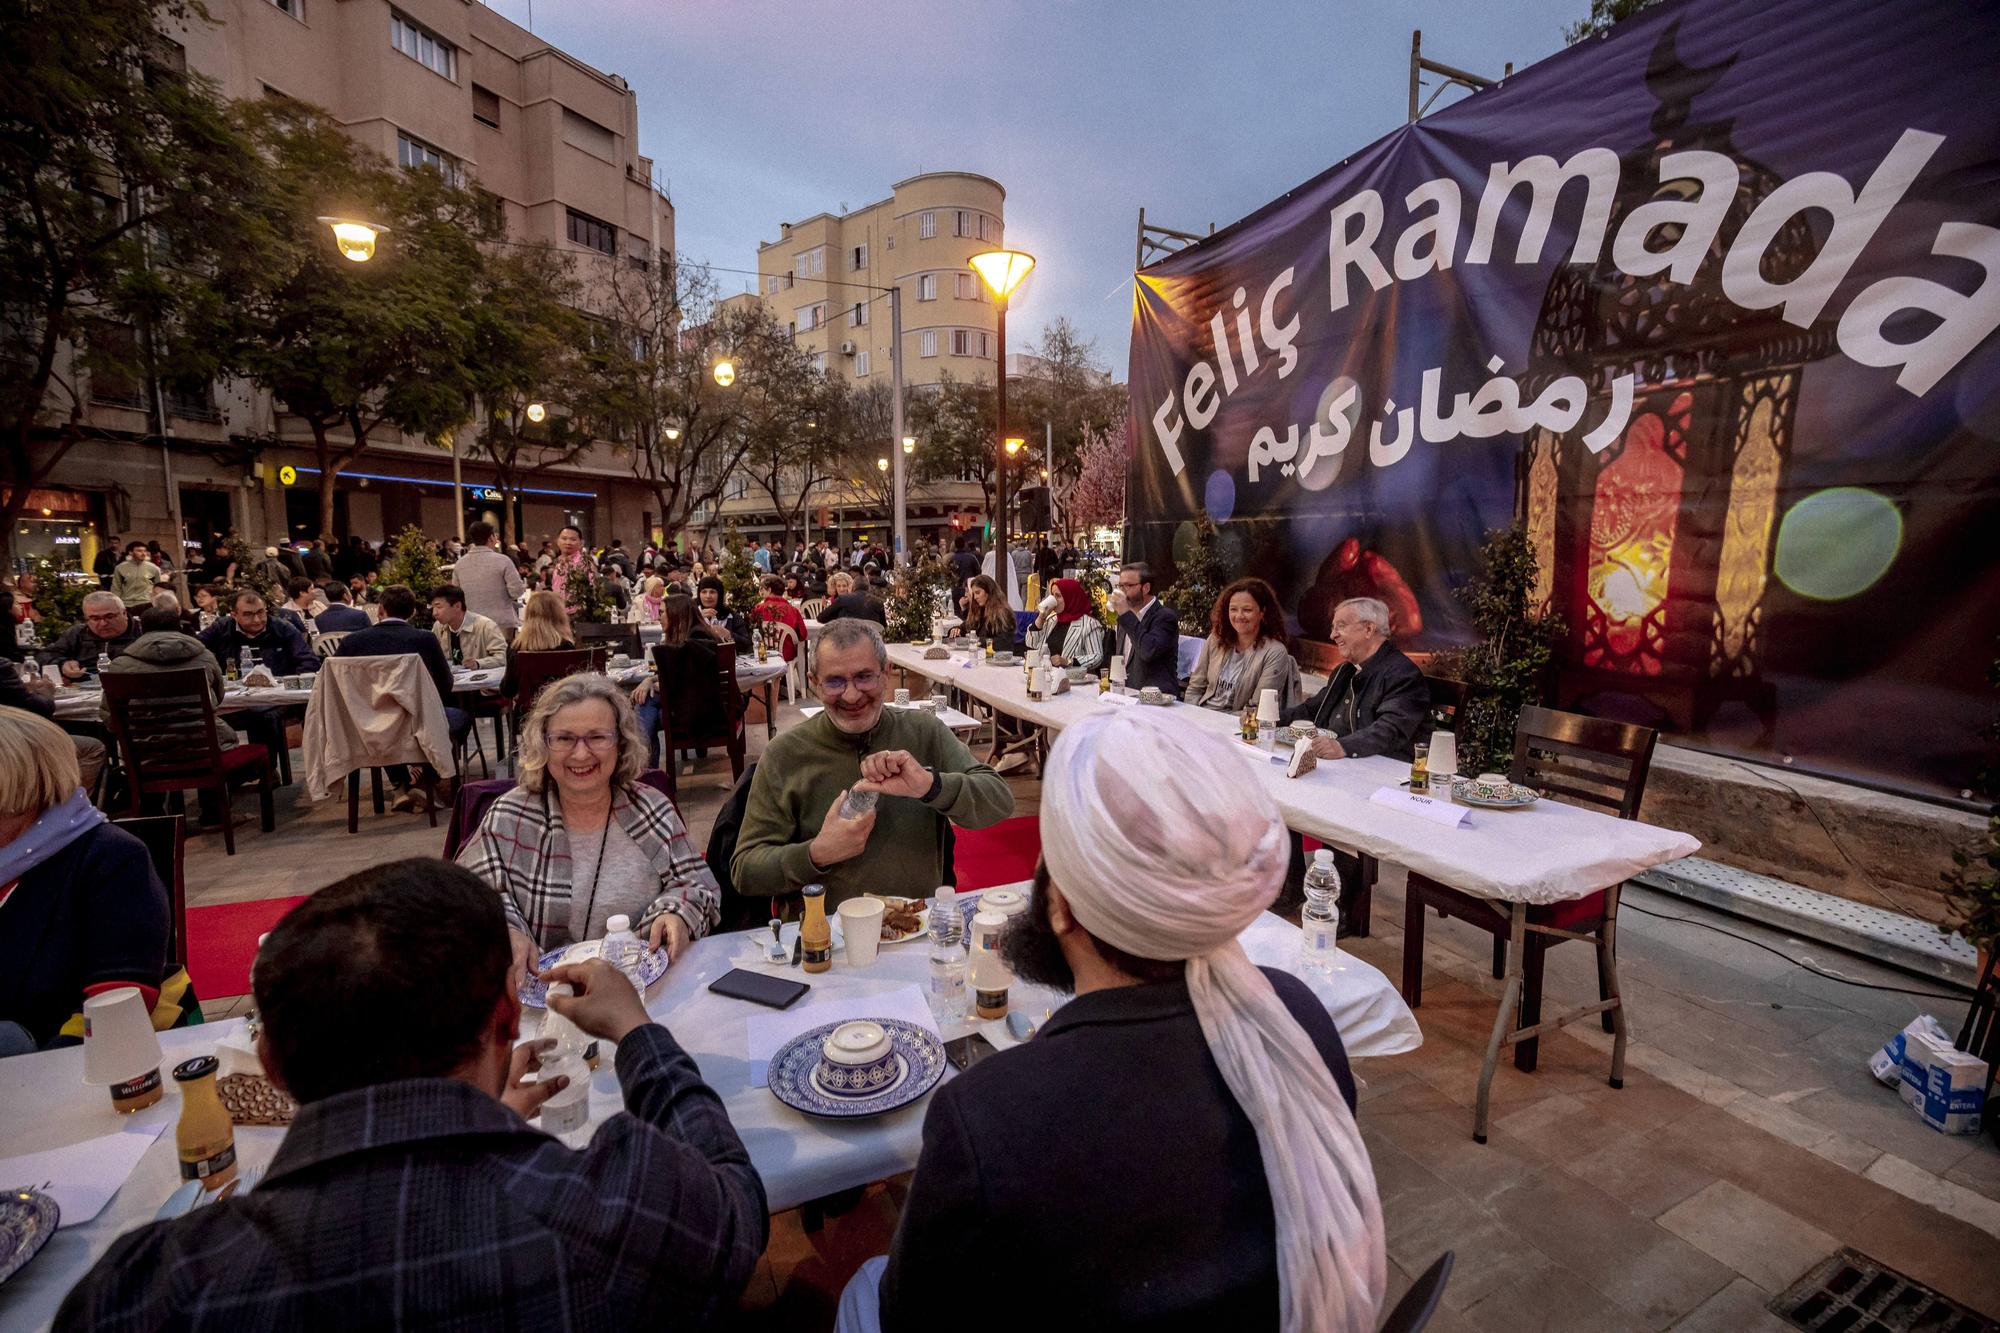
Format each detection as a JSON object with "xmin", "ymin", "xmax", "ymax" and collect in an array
[
  {"xmin": 1450, "ymin": 778, "xmax": 1539, "ymax": 809},
  {"xmin": 0, "ymin": 1189, "xmax": 58, "ymax": 1287},
  {"xmin": 519, "ymin": 939, "xmax": 670, "ymax": 1008},
  {"xmin": 768, "ymin": 1018, "xmax": 947, "ymax": 1120}
]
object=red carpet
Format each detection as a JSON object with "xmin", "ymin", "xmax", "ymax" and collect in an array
[
  {"xmin": 185, "ymin": 897, "xmax": 307, "ymax": 1000},
  {"xmin": 954, "ymin": 815, "xmax": 1042, "ymax": 891}
]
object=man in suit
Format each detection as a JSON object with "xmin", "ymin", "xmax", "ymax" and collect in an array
[
  {"xmin": 1281, "ymin": 596, "xmax": 1427, "ymax": 761},
  {"xmin": 1111, "ymin": 561, "xmax": 1181, "ymax": 693},
  {"xmin": 335, "ymin": 584, "xmax": 470, "ymax": 811},
  {"xmin": 862, "ymin": 709, "xmax": 1378, "ymax": 1331},
  {"xmin": 311, "ymin": 581, "xmax": 372, "ymax": 632}
]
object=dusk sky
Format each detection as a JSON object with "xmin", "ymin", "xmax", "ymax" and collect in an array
[{"xmin": 479, "ymin": 0, "xmax": 1592, "ymax": 377}]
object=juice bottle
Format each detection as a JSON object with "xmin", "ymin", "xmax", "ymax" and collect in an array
[
  {"xmin": 173, "ymin": 1056, "xmax": 239, "ymax": 1192},
  {"xmin": 800, "ymin": 883, "xmax": 832, "ymax": 973}
]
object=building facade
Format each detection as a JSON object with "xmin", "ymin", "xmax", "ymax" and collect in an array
[
  {"xmin": 17, "ymin": 0, "xmax": 674, "ymax": 572},
  {"xmin": 703, "ymin": 173, "xmax": 1008, "ymax": 551}
]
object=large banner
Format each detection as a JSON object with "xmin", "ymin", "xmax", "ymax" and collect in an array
[{"xmin": 1126, "ymin": 0, "xmax": 2000, "ymax": 801}]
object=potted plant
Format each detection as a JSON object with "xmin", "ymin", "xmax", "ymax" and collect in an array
[
  {"xmin": 375, "ymin": 524, "xmax": 444, "ymax": 627},
  {"xmin": 1162, "ymin": 516, "xmax": 1226, "ymax": 627},
  {"xmin": 1426, "ymin": 525, "xmax": 1566, "ymax": 776},
  {"xmin": 885, "ymin": 545, "xmax": 956, "ymax": 643}
]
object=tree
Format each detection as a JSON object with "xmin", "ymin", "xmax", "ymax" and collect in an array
[
  {"xmin": 223, "ymin": 98, "xmax": 487, "ymax": 540},
  {"xmin": 466, "ymin": 245, "xmax": 594, "ymax": 547},
  {"xmin": 826, "ymin": 379, "xmax": 900, "ymax": 526},
  {"xmin": 1066, "ymin": 420, "xmax": 1128, "ymax": 537},
  {"xmin": 1007, "ymin": 317, "xmax": 1124, "ymax": 532},
  {"xmin": 907, "ymin": 372, "xmax": 997, "ymax": 518},
  {"xmin": 733, "ymin": 329, "xmax": 836, "ymax": 553},
  {"xmin": 0, "ymin": 0, "xmax": 270, "ymax": 565},
  {"xmin": 1427, "ymin": 526, "xmax": 1567, "ymax": 774},
  {"xmin": 1564, "ymin": 0, "xmax": 1666, "ymax": 43},
  {"xmin": 588, "ymin": 262, "xmax": 798, "ymax": 544}
]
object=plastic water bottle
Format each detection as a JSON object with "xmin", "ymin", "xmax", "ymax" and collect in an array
[
  {"xmin": 926, "ymin": 887, "xmax": 967, "ymax": 1021},
  {"xmin": 601, "ymin": 914, "xmax": 646, "ymax": 995},
  {"xmin": 237, "ymin": 647, "xmax": 253, "ymax": 679},
  {"xmin": 537, "ymin": 983, "xmax": 594, "ymax": 1135},
  {"xmin": 1301, "ymin": 850, "xmax": 1342, "ymax": 973},
  {"xmin": 95, "ymin": 651, "xmax": 111, "ymax": 678},
  {"xmin": 838, "ymin": 785, "xmax": 878, "ymax": 820}
]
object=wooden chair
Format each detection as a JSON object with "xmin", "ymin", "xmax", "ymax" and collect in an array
[
  {"xmin": 1402, "ymin": 705, "xmax": 1658, "ymax": 1100},
  {"xmin": 575, "ymin": 621, "xmax": 641, "ymax": 659},
  {"xmin": 652, "ymin": 638, "xmax": 746, "ymax": 781},
  {"xmin": 507, "ymin": 647, "xmax": 604, "ymax": 742},
  {"xmin": 442, "ymin": 769, "xmax": 681, "ymax": 859},
  {"xmin": 101, "ymin": 668, "xmax": 274, "ymax": 856}
]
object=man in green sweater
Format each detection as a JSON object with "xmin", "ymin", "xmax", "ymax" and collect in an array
[{"xmin": 733, "ymin": 618, "xmax": 1013, "ymax": 908}]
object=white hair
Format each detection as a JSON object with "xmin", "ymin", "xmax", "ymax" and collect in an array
[
  {"xmin": 81, "ymin": 591, "xmax": 123, "ymax": 613},
  {"xmin": 1335, "ymin": 597, "xmax": 1391, "ymax": 635},
  {"xmin": 815, "ymin": 617, "xmax": 886, "ymax": 670}
]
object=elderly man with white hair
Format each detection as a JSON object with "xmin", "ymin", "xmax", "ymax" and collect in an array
[
  {"xmin": 47, "ymin": 591, "xmax": 143, "ymax": 680},
  {"xmin": 1281, "ymin": 595, "xmax": 1428, "ymax": 763},
  {"xmin": 844, "ymin": 708, "xmax": 1385, "ymax": 1333}
]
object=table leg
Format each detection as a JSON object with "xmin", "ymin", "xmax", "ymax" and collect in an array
[
  {"xmin": 763, "ymin": 681, "xmax": 777, "ymax": 739},
  {"xmin": 1474, "ymin": 900, "xmax": 1526, "ymax": 1144},
  {"xmin": 1603, "ymin": 882, "xmax": 1628, "ymax": 1090}
]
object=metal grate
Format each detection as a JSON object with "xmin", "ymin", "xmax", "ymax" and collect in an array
[{"xmin": 1771, "ymin": 1249, "xmax": 1999, "ymax": 1332}]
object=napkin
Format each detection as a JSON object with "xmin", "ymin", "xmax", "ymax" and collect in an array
[
  {"xmin": 0, "ymin": 1123, "xmax": 167, "ymax": 1228},
  {"xmin": 744, "ymin": 983, "xmax": 937, "ymax": 1087}
]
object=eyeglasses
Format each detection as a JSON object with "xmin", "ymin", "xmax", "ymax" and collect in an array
[
  {"xmin": 818, "ymin": 671, "xmax": 883, "ymax": 697},
  {"xmin": 547, "ymin": 731, "xmax": 619, "ymax": 752}
]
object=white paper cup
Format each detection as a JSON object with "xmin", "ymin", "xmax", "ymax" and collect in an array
[
  {"xmin": 894, "ymin": 688, "xmax": 911, "ymax": 705},
  {"xmin": 82, "ymin": 987, "xmax": 164, "ymax": 1111},
  {"xmin": 836, "ymin": 897, "xmax": 886, "ymax": 966}
]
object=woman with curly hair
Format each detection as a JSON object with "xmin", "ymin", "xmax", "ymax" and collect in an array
[
  {"xmin": 960, "ymin": 574, "xmax": 1019, "ymax": 652},
  {"xmin": 456, "ymin": 672, "xmax": 719, "ymax": 983},
  {"xmin": 1183, "ymin": 576, "xmax": 1301, "ymax": 713}
]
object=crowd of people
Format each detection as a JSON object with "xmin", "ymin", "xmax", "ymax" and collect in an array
[{"xmin": 0, "ymin": 515, "xmax": 1433, "ymax": 1330}]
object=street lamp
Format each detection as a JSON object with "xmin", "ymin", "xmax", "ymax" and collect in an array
[
  {"xmin": 317, "ymin": 216, "xmax": 387, "ymax": 263},
  {"xmin": 525, "ymin": 402, "xmax": 547, "ymax": 424},
  {"xmin": 1004, "ymin": 436, "xmax": 1025, "ymax": 456},
  {"xmin": 877, "ymin": 457, "xmax": 889, "ymax": 473},
  {"xmin": 664, "ymin": 426, "xmax": 681, "ymax": 441},
  {"xmin": 970, "ymin": 248, "xmax": 1036, "ymax": 598},
  {"xmin": 903, "ymin": 435, "xmax": 916, "ymax": 455},
  {"xmin": 712, "ymin": 358, "xmax": 736, "ymax": 387}
]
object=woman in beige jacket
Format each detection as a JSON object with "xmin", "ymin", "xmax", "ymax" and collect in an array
[{"xmin": 1183, "ymin": 577, "xmax": 1302, "ymax": 714}]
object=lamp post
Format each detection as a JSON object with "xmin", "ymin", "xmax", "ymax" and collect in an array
[
  {"xmin": 317, "ymin": 217, "xmax": 387, "ymax": 263},
  {"xmin": 968, "ymin": 249, "xmax": 1035, "ymax": 601}
]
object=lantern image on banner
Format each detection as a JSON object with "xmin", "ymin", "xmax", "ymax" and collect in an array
[{"xmin": 1517, "ymin": 24, "xmax": 1836, "ymax": 735}]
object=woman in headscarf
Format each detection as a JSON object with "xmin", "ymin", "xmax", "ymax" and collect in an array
[
  {"xmin": 1023, "ymin": 577, "xmax": 1107, "ymax": 671},
  {"xmin": 694, "ymin": 576, "xmax": 752, "ymax": 651},
  {"xmin": 849, "ymin": 707, "xmax": 1385, "ymax": 1333}
]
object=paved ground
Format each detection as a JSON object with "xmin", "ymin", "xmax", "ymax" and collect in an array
[{"xmin": 184, "ymin": 702, "xmax": 2000, "ymax": 1330}]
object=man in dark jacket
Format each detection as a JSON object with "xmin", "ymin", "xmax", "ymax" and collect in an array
[
  {"xmin": 1281, "ymin": 596, "xmax": 1427, "ymax": 761},
  {"xmin": 1111, "ymin": 561, "xmax": 1181, "ymax": 693},
  {"xmin": 334, "ymin": 583, "xmax": 469, "ymax": 809},
  {"xmin": 311, "ymin": 582, "xmax": 372, "ymax": 632},
  {"xmin": 101, "ymin": 604, "xmax": 239, "ymax": 824},
  {"xmin": 199, "ymin": 589, "xmax": 321, "ymax": 677},
  {"xmin": 47, "ymin": 592, "xmax": 144, "ymax": 679}
]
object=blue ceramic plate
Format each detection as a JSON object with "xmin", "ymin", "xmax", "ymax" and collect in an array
[
  {"xmin": 0, "ymin": 1188, "xmax": 58, "ymax": 1287},
  {"xmin": 768, "ymin": 1019, "xmax": 947, "ymax": 1120},
  {"xmin": 519, "ymin": 942, "xmax": 670, "ymax": 1008},
  {"xmin": 1450, "ymin": 778, "xmax": 1539, "ymax": 809}
]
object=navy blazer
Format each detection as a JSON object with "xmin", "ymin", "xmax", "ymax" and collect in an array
[
  {"xmin": 1281, "ymin": 642, "xmax": 1429, "ymax": 760},
  {"xmin": 312, "ymin": 604, "xmax": 372, "ymax": 632},
  {"xmin": 1114, "ymin": 598, "xmax": 1181, "ymax": 692},
  {"xmin": 879, "ymin": 968, "xmax": 1356, "ymax": 1331},
  {"xmin": 333, "ymin": 618, "xmax": 455, "ymax": 710}
]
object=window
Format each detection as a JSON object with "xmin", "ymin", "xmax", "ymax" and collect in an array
[
  {"xmin": 811, "ymin": 352, "xmax": 827, "ymax": 372},
  {"xmin": 851, "ymin": 244, "xmax": 867, "ymax": 270},
  {"xmin": 391, "ymin": 11, "xmax": 455, "ymax": 80},
  {"xmin": 266, "ymin": 0, "xmax": 301, "ymax": 16},
  {"xmin": 850, "ymin": 302, "xmax": 867, "ymax": 327},
  {"xmin": 794, "ymin": 246, "xmax": 824, "ymax": 279},
  {"xmin": 474, "ymin": 188, "xmax": 505, "ymax": 232},
  {"xmin": 919, "ymin": 211, "xmax": 936, "ymax": 239},
  {"xmin": 955, "ymin": 272, "xmax": 974, "ymax": 300},
  {"xmin": 855, "ymin": 350, "xmax": 871, "ymax": 376},
  {"xmin": 766, "ymin": 274, "xmax": 781, "ymax": 294},
  {"xmin": 472, "ymin": 84, "xmax": 500, "ymax": 128},
  {"xmin": 397, "ymin": 131, "xmax": 458, "ymax": 184},
  {"xmin": 918, "ymin": 274, "xmax": 937, "ymax": 302},
  {"xmin": 886, "ymin": 234, "xmax": 895, "ymax": 250},
  {"xmin": 952, "ymin": 329, "xmax": 990, "ymax": 357},
  {"xmin": 954, "ymin": 210, "xmax": 973, "ymax": 238},
  {"xmin": 87, "ymin": 322, "xmax": 144, "ymax": 408},
  {"xmin": 565, "ymin": 207, "xmax": 616, "ymax": 256},
  {"xmin": 725, "ymin": 474, "xmax": 749, "ymax": 501},
  {"xmin": 561, "ymin": 108, "xmax": 615, "ymax": 160},
  {"xmin": 795, "ymin": 302, "xmax": 825, "ymax": 331},
  {"xmin": 952, "ymin": 329, "xmax": 968, "ymax": 356},
  {"xmin": 920, "ymin": 330, "xmax": 937, "ymax": 358}
]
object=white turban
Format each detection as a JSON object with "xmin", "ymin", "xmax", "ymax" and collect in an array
[{"xmin": 1039, "ymin": 706, "xmax": 1385, "ymax": 1333}]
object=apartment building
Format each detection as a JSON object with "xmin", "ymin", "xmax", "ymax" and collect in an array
[
  {"xmin": 704, "ymin": 172, "xmax": 1007, "ymax": 549},
  {"xmin": 20, "ymin": 0, "xmax": 675, "ymax": 570}
]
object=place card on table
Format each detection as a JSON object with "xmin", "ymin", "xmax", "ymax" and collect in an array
[
  {"xmin": 1368, "ymin": 785, "xmax": 1470, "ymax": 827},
  {"xmin": 0, "ymin": 1123, "xmax": 167, "ymax": 1228},
  {"xmin": 744, "ymin": 983, "xmax": 938, "ymax": 1088}
]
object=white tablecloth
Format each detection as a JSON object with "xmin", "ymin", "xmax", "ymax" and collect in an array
[
  {"xmin": 449, "ymin": 660, "xmax": 788, "ymax": 695},
  {"xmin": 886, "ymin": 644, "xmax": 1700, "ymax": 905},
  {"xmin": 0, "ymin": 902, "xmax": 1415, "ymax": 1328},
  {"xmin": 51, "ymin": 684, "xmax": 312, "ymax": 722},
  {"xmin": 799, "ymin": 702, "xmax": 981, "ymax": 732}
]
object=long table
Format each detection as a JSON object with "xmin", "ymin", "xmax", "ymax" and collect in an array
[
  {"xmin": 885, "ymin": 642, "xmax": 1701, "ymax": 1138},
  {"xmin": 0, "ymin": 894, "xmax": 1417, "ymax": 1329}
]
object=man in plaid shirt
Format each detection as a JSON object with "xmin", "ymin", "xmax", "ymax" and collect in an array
[{"xmin": 57, "ymin": 859, "xmax": 766, "ymax": 1331}]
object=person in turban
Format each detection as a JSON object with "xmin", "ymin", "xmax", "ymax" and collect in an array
[{"xmin": 843, "ymin": 707, "xmax": 1385, "ymax": 1333}]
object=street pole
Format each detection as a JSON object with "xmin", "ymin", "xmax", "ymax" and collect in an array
[
  {"xmin": 890, "ymin": 286, "xmax": 907, "ymax": 565},
  {"xmin": 992, "ymin": 297, "xmax": 1009, "ymax": 602},
  {"xmin": 450, "ymin": 425, "xmax": 465, "ymax": 545}
]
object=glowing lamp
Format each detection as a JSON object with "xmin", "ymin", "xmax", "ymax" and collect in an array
[
  {"xmin": 1004, "ymin": 437, "xmax": 1024, "ymax": 456},
  {"xmin": 876, "ymin": 457, "xmax": 889, "ymax": 473},
  {"xmin": 968, "ymin": 250, "xmax": 1036, "ymax": 300},
  {"xmin": 317, "ymin": 217, "xmax": 386, "ymax": 263},
  {"xmin": 664, "ymin": 426, "xmax": 681, "ymax": 441},
  {"xmin": 902, "ymin": 436, "xmax": 916, "ymax": 454},
  {"xmin": 712, "ymin": 358, "xmax": 736, "ymax": 387},
  {"xmin": 525, "ymin": 402, "xmax": 547, "ymax": 423}
]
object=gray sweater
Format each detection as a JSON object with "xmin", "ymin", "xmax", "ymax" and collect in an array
[{"xmin": 1182, "ymin": 637, "xmax": 1302, "ymax": 714}]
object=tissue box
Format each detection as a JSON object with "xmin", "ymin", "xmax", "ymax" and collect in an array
[
  {"xmin": 1896, "ymin": 1027, "xmax": 1987, "ymax": 1135},
  {"xmin": 1870, "ymin": 1015, "xmax": 1948, "ymax": 1086}
]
